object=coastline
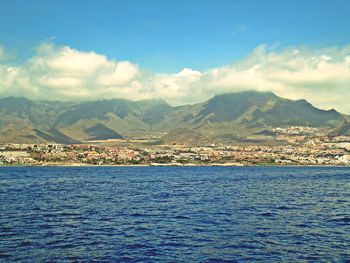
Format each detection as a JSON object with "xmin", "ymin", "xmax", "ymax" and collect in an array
[{"xmin": 0, "ymin": 163, "xmax": 348, "ymax": 168}]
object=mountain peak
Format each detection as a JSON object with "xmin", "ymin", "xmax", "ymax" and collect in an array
[
  {"xmin": 0, "ymin": 96, "xmax": 32, "ymax": 103},
  {"xmin": 0, "ymin": 93, "xmax": 347, "ymax": 144},
  {"xmin": 211, "ymin": 90, "xmax": 278, "ymax": 100},
  {"xmin": 0, "ymin": 96, "xmax": 33, "ymax": 112}
]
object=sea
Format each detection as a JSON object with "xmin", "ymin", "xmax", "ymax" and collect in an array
[{"xmin": 0, "ymin": 166, "xmax": 349, "ymax": 262}]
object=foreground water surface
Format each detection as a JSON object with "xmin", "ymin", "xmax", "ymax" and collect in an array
[{"xmin": 0, "ymin": 166, "xmax": 350, "ymax": 262}]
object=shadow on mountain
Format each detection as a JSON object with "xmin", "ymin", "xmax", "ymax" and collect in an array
[{"xmin": 84, "ymin": 124, "xmax": 124, "ymax": 140}]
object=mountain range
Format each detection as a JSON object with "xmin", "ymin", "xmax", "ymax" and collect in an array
[{"xmin": 0, "ymin": 91, "xmax": 349, "ymax": 145}]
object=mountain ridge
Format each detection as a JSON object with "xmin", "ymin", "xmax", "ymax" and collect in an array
[{"xmin": 0, "ymin": 91, "xmax": 349, "ymax": 144}]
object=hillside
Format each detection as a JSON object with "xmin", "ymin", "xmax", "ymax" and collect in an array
[{"xmin": 0, "ymin": 91, "xmax": 348, "ymax": 144}]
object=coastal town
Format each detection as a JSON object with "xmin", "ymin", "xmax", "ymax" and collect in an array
[{"xmin": 1, "ymin": 127, "xmax": 350, "ymax": 166}]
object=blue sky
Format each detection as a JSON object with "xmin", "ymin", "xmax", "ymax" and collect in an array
[
  {"xmin": 1, "ymin": 0, "xmax": 350, "ymax": 72},
  {"xmin": 0, "ymin": 0, "xmax": 350, "ymax": 112}
]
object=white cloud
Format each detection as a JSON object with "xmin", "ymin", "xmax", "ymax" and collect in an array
[
  {"xmin": 95, "ymin": 61, "xmax": 138, "ymax": 86},
  {"xmin": 39, "ymin": 76, "xmax": 84, "ymax": 88},
  {"xmin": 150, "ymin": 68, "xmax": 203, "ymax": 103},
  {"xmin": 44, "ymin": 47, "xmax": 108, "ymax": 76},
  {"xmin": 0, "ymin": 43, "xmax": 141, "ymax": 101},
  {"xmin": 200, "ymin": 45, "xmax": 350, "ymax": 112},
  {"xmin": 0, "ymin": 43, "xmax": 350, "ymax": 113}
]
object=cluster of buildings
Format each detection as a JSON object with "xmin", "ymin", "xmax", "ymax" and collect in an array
[
  {"xmin": 272, "ymin": 126, "xmax": 320, "ymax": 135},
  {"xmin": 1, "ymin": 133, "xmax": 350, "ymax": 166}
]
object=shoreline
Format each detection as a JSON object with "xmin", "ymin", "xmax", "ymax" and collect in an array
[{"xmin": 0, "ymin": 163, "xmax": 348, "ymax": 168}]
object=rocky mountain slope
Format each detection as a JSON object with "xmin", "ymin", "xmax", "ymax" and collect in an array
[{"xmin": 0, "ymin": 91, "xmax": 348, "ymax": 144}]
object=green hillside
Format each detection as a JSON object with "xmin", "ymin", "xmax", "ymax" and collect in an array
[{"xmin": 0, "ymin": 91, "xmax": 348, "ymax": 144}]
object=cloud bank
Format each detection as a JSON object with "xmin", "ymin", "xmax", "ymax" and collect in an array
[{"xmin": 0, "ymin": 43, "xmax": 350, "ymax": 113}]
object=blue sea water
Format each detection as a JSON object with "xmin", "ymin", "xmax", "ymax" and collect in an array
[{"xmin": 0, "ymin": 166, "xmax": 350, "ymax": 262}]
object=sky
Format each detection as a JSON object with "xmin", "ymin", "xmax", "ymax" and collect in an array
[{"xmin": 0, "ymin": 0, "xmax": 350, "ymax": 112}]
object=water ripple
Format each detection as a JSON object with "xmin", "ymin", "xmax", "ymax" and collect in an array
[{"xmin": 0, "ymin": 166, "xmax": 350, "ymax": 261}]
